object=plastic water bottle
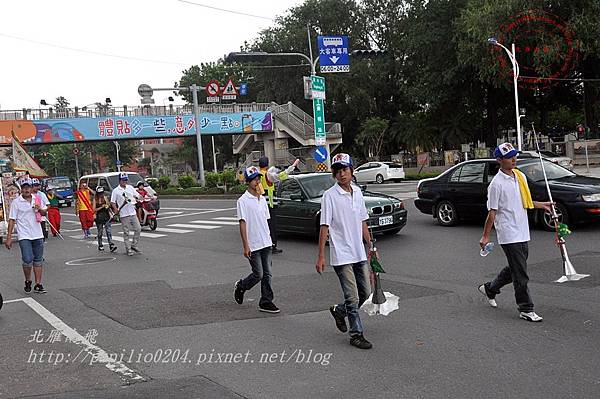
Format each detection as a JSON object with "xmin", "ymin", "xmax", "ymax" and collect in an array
[{"xmin": 480, "ymin": 242, "xmax": 494, "ymax": 257}]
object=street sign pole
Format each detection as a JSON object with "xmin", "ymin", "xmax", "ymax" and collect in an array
[{"xmin": 191, "ymin": 84, "xmax": 206, "ymax": 187}]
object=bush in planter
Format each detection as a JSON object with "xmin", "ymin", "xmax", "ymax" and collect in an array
[
  {"xmin": 178, "ymin": 175, "xmax": 195, "ymax": 189},
  {"xmin": 221, "ymin": 169, "xmax": 237, "ymax": 186},
  {"xmin": 228, "ymin": 184, "xmax": 247, "ymax": 194},
  {"xmin": 158, "ymin": 176, "xmax": 171, "ymax": 190},
  {"xmin": 146, "ymin": 178, "xmax": 159, "ymax": 189},
  {"xmin": 205, "ymin": 172, "xmax": 220, "ymax": 188}
]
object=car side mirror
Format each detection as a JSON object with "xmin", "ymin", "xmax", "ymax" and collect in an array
[{"xmin": 290, "ymin": 193, "xmax": 303, "ymax": 201}]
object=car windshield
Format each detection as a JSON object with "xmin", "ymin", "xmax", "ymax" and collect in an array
[
  {"xmin": 302, "ymin": 175, "xmax": 336, "ymax": 198},
  {"xmin": 107, "ymin": 173, "xmax": 144, "ymax": 188},
  {"xmin": 384, "ymin": 162, "xmax": 403, "ymax": 168},
  {"xmin": 46, "ymin": 178, "xmax": 71, "ymax": 189},
  {"xmin": 518, "ymin": 160, "xmax": 575, "ymax": 182}
]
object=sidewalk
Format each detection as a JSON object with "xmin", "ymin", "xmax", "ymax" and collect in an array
[{"xmin": 573, "ymin": 165, "xmax": 600, "ymax": 178}]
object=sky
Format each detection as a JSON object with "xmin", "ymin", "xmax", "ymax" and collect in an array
[{"xmin": 0, "ymin": 0, "xmax": 303, "ymax": 111}]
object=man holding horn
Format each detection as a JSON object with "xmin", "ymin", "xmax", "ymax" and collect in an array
[{"xmin": 478, "ymin": 143, "xmax": 553, "ymax": 322}]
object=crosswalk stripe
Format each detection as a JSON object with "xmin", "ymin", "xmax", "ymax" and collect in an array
[
  {"xmin": 117, "ymin": 231, "xmax": 166, "ymax": 238},
  {"xmin": 155, "ymin": 227, "xmax": 193, "ymax": 234},
  {"xmin": 157, "ymin": 211, "xmax": 184, "ymax": 215},
  {"xmin": 190, "ymin": 220, "xmax": 239, "ymax": 226},
  {"xmin": 70, "ymin": 235, "xmax": 125, "ymax": 243},
  {"xmin": 213, "ymin": 217, "xmax": 239, "ymax": 221},
  {"xmin": 109, "ymin": 236, "xmax": 125, "ymax": 242},
  {"xmin": 167, "ymin": 223, "xmax": 220, "ymax": 230}
]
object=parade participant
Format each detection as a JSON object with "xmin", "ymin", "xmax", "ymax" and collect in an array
[
  {"xmin": 93, "ymin": 186, "xmax": 116, "ymax": 252},
  {"xmin": 233, "ymin": 166, "xmax": 280, "ymax": 314},
  {"xmin": 478, "ymin": 143, "xmax": 553, "ymax": 322},
  {"xmin": 316, "ymin": 153, "xmax": 377, "ymax": 349},
  {"xmin": 31, "ymin": 178, "xmax": 49, "ymax": 240},
  {"xmin": 257, "ymin": 156, "xmax": 299, "ymax": 254},
  {"xmin": 45, "ymin": 188, "xmax": 62, "ymax": 237},
  {"xmin": 75, "ymin": 181, "xmax": 95, "ymax": 239},
  {"xmin": 135, "ymin": 181, "xmax": 148, "ymax": 222},
  {"xmin": 4, "ymin": 178, "xmax": 47, "ymax": 294},
  {"xmin": 110, "ymin": 173, "xmax": 142, "ymax": 256}
]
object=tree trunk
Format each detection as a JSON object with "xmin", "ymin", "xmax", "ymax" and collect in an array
[
  {"xmin": 583, "ymin": 56, "xmax": 600, "ymax": 139},
  {"xmin": 485, "ymin": 84, "xmax": 499, "ymax": 147}
]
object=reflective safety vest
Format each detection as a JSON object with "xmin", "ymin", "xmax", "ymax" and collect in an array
[{"xmin": 259, "ymin": 168, "xmax": 275, "ymax": 208}]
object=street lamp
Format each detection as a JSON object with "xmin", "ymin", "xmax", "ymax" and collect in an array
[{"xmin": 488, "ymin": 37, "xmax": 523, "ymax": 151}]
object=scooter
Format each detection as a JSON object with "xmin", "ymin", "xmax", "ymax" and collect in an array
[{"xmin": 138, "ymin": 195, "xmax": 157, "ymax": 231}]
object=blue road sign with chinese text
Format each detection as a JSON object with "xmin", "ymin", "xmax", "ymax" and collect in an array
[{"xmin": 318, "ymin": 36, "xmax": 350, "ymax": 73}]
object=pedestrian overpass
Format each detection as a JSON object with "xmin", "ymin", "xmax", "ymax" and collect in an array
[{"xmin": 0, "ymin": 102, "xmax": 343, "ymax": 169}]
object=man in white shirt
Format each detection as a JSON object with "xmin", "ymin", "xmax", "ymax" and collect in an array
[
  {"xmin": 110, "ymin": 173, "xmax": 142, "ymax": 256},
  {"xmin": 479, "ymin": 143, "xmax": 552, "ymax": 322},
  {"xmin": 233, "ymin": 166, "xmax": 280, "ymax": 314},
  {"xmin": 4, "ymin": 178, "xmax": 48, "ymax": 294},
  {"xmin": 316, "ymin": 153, "xmax": 378, "ymax": 349},
  {"xmin": 31, "ymin": 178, "xmax": 49, "ymax": 240}
]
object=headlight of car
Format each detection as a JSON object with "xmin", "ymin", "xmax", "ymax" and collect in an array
[
  {"xmin": 582, "ymin": 193, "xmax": 600, "ymax": 202},
  {"xmin": 393, "ymin": 201, "xmax": 404, "ymax": 210}
]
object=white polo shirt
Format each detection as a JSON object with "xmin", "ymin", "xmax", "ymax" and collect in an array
[
  {"xmin": 9, "ymin": 194, "xmax": 45, "ymax": 240},
  {"xmin": 487, "ymin": 170, "xmax": 530, "ymax": 245},
  {"xmin": 320, "ymin": 183, "xmax": 369, "ymax": 266},
  {"xmin": 111, "ymin": 184, "xmax": 139, "ymax": 217},
  {"xmin": 237, "ymin": 191, "xmax": 272, "ymax": 252}
]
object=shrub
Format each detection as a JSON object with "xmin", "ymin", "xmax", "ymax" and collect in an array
[
  {"xmin": 204, "ymin": 172, "xmax": 220, "ymax": 188},
  {"xmin": 228, "ymin": 184, "xmax": 247, "ymax": 194},
  {"xmin": 146, "ymin": 178, "xmax": 159, "ymax": 189},
  {"xmin": 221, "ymin": 169, "xmax": 237, "ymax": 186},
  {"xmin": 178, "ymin": 174, "xmax": 195, "ymax": 189},
  {"xmin": 158, "ymin": 176, "xmax": 171, "ymax": 190}
]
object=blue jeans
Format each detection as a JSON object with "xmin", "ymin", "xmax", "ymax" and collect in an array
[
  {"xmin": 18, "ymin": 239, "xmax": 44, "ymax": 267},
  {"xmin": 332, "ymin": 261, "xmax": 371, "ymax": 336},
  {"xmin": 241, "ymin": 247, "xmax": 273, "ymax": 307},
  {"xmin": 96, "ymin": 221, "xmax": 113, "ymax": 247}
]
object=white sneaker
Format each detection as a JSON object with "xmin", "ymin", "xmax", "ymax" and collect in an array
[
  {"xmin": 519, "ymin": 311, "xmax": 543, "ymax": 322},
  {"xmin": 478, "ymin": 284, "xmax": 497, "ymax": 308}
]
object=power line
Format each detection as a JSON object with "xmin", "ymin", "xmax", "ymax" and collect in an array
[
  {"xmin": 520, "ymin": 75, "xmax": 600, "ymax": 82},
  {"xmin": 176, "ymin": 0, "xmax": 274, "ymax": 21},
  {"xmin": 0, "ymin": 32, "xmax": 192, "ymax": 66}
]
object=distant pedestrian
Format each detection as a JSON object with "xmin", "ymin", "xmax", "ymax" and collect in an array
[
  {"xmin": 75, "ymin": 181, "xmax": 95, "ymax": 239},
  {"xmin": 45, "ymin": 188, "xmax": 62, "ymax": 237},
  {"xmin": 478, "ymin": 143, "xmax": 553, "ymax": 322},
  {"xmin": 93, "ymin": 186, "xmax": 116, "ymax": 252},
  {"xmin": 4, "ymin": 178, "xmax": 47, "ymax": 294},
  {"xmin": 233, "ymin": 166, "xmax": 280, "ymax": 314},
  {"xmin": 316, "ymin": 153, "xmax": 376, "ymax": 349},
  {"xmin": 257, "ymin": 156, "xmax": 299, "ymax": 254},
  {"xmin": 110, "ymin": 173, "xmax": 142, "ymax": 256},
  {"xmin": 31, "ymin": 178, "xmax": 49, "ymax": 240}
]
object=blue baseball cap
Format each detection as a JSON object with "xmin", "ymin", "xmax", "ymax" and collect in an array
[
  {"xmin": 19, "ymin": 178, "xmax": 33, "ymax": 187},
  {"xmin": 494, "ymin": 142, "xmax": 518, "ymax": 159},
  {"xmin": 244, "ymin": 166, "xmax": 261, "ymax": 182},
  {"xmin": 119, "ymin": 173, "xmax": 129, "ymax": 181},
  {"xmin": 331, "ymin": 153, "xmax": 353, "ymax": 168}
]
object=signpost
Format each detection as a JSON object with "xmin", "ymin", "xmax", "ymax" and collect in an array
[
  {"xmin": 206, "ymin": 80, "xmax": 220, "ymax": 103},
  {"xmin": 311, "ymin": 76, "xmax": 327, "ymax": 146},
  {"xmin": 317, "ymin": 35, "xmax": 350, "ymax": 73},
  {"xmin": 313, "ymin": 145, "xmax": 328, "ymax": 163},
  {"xmin": 221, "ymin": 79, "xmax": 238, "ymax": 100}
]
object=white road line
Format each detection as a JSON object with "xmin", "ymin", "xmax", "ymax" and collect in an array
[
  {"xmin": 110, "ymin": 236, "xmax": 125, "ymax": 242},
  {"xmin": 156, "ymin": 211, "xmax": 184, "ymax": 215},
  {"xmin": 117, "ymin": 232, "xmax": 166, "ymax": 238},
  {"xmin": 155, "ymin": 227, "xmax": 193, "ymax": 234},
  {"xmin": 213, "ymin": 217, "xmax": 239, "ymax": 221},
  {"xmin": 64, "ymin": 220, "xmax": 80, "ymax": 224},
  {"xmin": 160, "ymin": 207, "xmax": 227, "ymax": 211},
  {"xmin": 190, "ymin": 220, "xmax": 239, "ymax": 226},
  {"xmin": 167, "ymin": 223, "xmax": 220, "ymax": 230},
  {"xmin": 3, "ymin": 297, "xmax": 145, "ymax": 382},
  {"xmin": 157, "ymin": 207, "xmax": 236, "ymax": 221},
  {"xmin": 70, "ymin": 235, "xmax": 125, "ymax": 243}
]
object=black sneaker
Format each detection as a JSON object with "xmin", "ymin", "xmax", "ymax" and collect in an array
[
  {"xmin": 24, "ymin": 280, "xmax": 32, "ymax": 293},
  {"xmin": 131, "ymin": 246, "xmax": 142, "ymax": 254},
  {"xmin": 329, "ymin": 305, "xmax": 347, "ymax": 333},
  {"xmin": 259, "ymin": 303, "xmax": 280, "ymax": 313},
  {"xmin": 98, "ymin": 245, "xmax": 105, "ymax": 251},
  {"xmin": 349, "ymin": 334, "xmax": 372, "ymax": 349},
  {"xmin": 234, "ymin": 280, "xmax": 245, "ymax": 304},
  {"xmin": 109, "ymin": 243, "xmax": 117, "ymax": 253},
  {"xmin": 272, "ymin": 246, "xmax": 283, "ymax": 254},
  {"xmin": 33, "ymin": 284, "xmax": 47, "ymax": 294}
]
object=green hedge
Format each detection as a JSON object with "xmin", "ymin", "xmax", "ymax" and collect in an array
[
  {"xmin": 157, "ymin": 186, "xmax": 225, "ymax": 195},
  {"xmin": 178, "ymin": 175, "xmax": 196, "ymax": 189},
  {"xmin": 404, "ymin": 172, "xmax": 441, "ymax": 180}
]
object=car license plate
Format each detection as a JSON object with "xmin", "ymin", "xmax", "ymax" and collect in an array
[
  {"xmin": 379, "ymin": 216, "xmax": 393, "ymax": 226},
  {"xmin": 59, "ymin": 200, "xmax": 65, "ymax": 204}
]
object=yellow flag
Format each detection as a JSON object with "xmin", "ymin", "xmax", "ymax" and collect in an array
[{"xmin": 12, "ymin": 132, "xmax": 48, "ymax": 177}]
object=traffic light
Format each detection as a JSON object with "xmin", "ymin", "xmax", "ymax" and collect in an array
[{"xmin": 350, "ymin": 49, "xmax": 388, "ymax": 59}]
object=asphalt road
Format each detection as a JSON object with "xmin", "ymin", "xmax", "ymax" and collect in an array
[{"xmin": 1, "ymin": 194, "xmax": 599, "ymax": 399}]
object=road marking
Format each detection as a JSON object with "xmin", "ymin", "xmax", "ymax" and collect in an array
[
  {"xmin": 2, "ymin": 297, "xmax": 145, "ymax": 382},
  {"xmin": 213, "ymin": 217, "xmax": 239, "ymax": 221},
  {"xmin": 117, "ymin": 232, "xmax": 166, "ymax": 238},
  {"xmin": 190, "ymin": 220, "xmax": 239, "ymax": 226},
  {"xmin": 156, "ymin": 211, "xmax": 184, "ymax": 215},
  {"xmin": 157, "ymin": 208, "xmax": 236, "ymax": 221},
  {"xmin": 64, "ymin": 220, "xmax": 80, "ymax": 224},
  {"xmin": 160, "ymin": 207, "xmax": 229, "ymax": 211},
  {"xmin": 167, "ymin": 223, "xmax": 220, "ymax": 230},
  {"xmin": 155, "ymin": 227, "xmax": 193, "ymax": 234}
]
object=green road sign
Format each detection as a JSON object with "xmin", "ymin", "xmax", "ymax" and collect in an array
[
  {"xmin": 313, "ymin": 98, "xmax": 326, "ymax": 146},
  {"xmin": 311, "ymin": 76, "xmax": 325, "ymax": 92}
]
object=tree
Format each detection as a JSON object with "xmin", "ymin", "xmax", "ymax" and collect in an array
[
  {"xmin": 54, "ymin": 96, "xmax": 70, "ymax": 111},
  {"xmin": 354, "ymin": 117, "xmax": 389, "ymax": 159}
]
